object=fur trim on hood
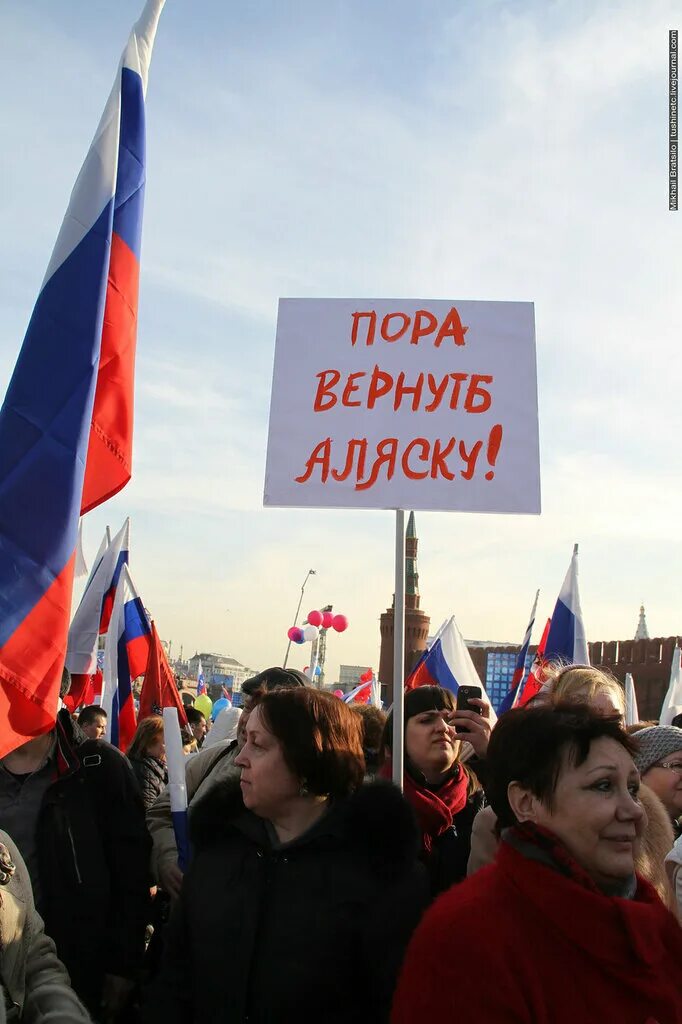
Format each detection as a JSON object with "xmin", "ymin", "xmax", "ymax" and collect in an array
[
  {"xmin": 189, "ymin": 777, "xmax": 420, "ymax": 877},
  {"xmin": 638, "ymin": 783, "xmax": 676, "ymax": 913}
]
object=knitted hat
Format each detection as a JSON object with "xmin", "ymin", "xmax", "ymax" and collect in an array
[{"xmin": 633, "ymin": 726, "xmax": 682, "ymax": 776}]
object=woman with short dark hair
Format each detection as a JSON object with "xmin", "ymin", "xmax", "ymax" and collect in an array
[
  {"xmin": 150, "ymin": 688, "xmax": 428, "ymax": 1023},
  {"xmin": 382, "ymin": 685, "xmax": 491, "ymax": 894},
  {"xmin": 392, "ymin": 705, "xmax": 682, "ymax": 1023}
]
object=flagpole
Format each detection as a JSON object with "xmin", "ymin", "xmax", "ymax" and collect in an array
[
  {"xmin": 392, "ymin": 510, "xmax": 406, "ymax": 790},
  {"xmin": 511, "ymin": 588, "xmax": 540, "ymax": 709},
  {"xmin": 283, "ymin": 568, "xmax": 316, "ymax": 668}
]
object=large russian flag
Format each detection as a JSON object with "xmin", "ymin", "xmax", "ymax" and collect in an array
[
  {"xmin": 0, "ymin": 2, "xmax": 164, "ymax": 756},
  {"xmin": 405, "ymin": 616, "xmax": 496, "ymax": 720},
  {"xmin": 545, "ymin": 544, "xmax": 590, "ymax": 666},
  {"xmin": 81, "ymin": 2, "xmax": 165, "ymax": 514},
  {"xmin": 102, "ymin": 564, "xmax": 151, "ymax": 751}
]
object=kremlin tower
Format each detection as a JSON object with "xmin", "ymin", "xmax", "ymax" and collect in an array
[
  {"xmin": 634, "ymin": 605, "xmax": 650, "ymax": 641},
  {"xmin": 378, "ymin": 512, "xmax": 431, "ymax": 706}
]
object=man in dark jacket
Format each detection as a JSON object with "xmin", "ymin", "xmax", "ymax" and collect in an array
[{"xmin": 0, "ymin": 707, "xmax": 151, "ymax": 1020}]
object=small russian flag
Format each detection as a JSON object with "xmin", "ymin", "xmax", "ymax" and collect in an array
[{"xmin": 102, "ymin": 564, "xmax": 151, "ymax": 751}]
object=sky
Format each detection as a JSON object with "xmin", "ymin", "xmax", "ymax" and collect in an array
[{"xmin": 1, "ymin": 0, "xmax": 680, "ymax": 686}]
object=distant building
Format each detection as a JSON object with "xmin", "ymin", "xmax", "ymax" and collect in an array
[
  {"xmin": 466, "ymin": 631, "xmax": 680, "ymax": 720},
  {"xmin": 375, "ymin": 541, "xmax": 678, "ymax": 722},
  {"xmin": 465, "ymin": 641, "xmax": 531, "ymax": 712},
  {"xmin": 338, "ymin": 664, "xmax": 371, "ymax": 691},
  {"xmin": 187, "ymin": 653, "xmax": 259, "ymax": 692}
]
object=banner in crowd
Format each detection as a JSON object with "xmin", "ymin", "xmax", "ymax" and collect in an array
[{"xmin": 264, "ymin": 299, "xmax": 540, "ymax": 513}]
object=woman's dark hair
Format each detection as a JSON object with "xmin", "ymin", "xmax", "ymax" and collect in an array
[
  {"xmin": 351, "ymin": 704, "xmax": 387, "ymax": 770},
  {"xmin": 486, "ymin": 703, "xmax": 638, "ymax": 829},
  {"xmin": 257, "ymin": 688, "xmax": 364, "ymax": 799},
  {"xmin": 185, "ymin": 707, "xmax": 206, "ymax": 726},
  {"xmin": 127, "ymin": 715, "xmax": 164, "ymax": 761}
]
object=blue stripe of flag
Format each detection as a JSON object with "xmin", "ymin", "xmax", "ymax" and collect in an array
[
  {"xmin": 0, "ymin": 202, "xmax": 113, "ymax": 645},
  {"xmin": 113, "ymin": 68, "xmax": 146, "ymax": 259}
]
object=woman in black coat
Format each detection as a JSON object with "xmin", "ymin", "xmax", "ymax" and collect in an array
[
  {"xmin": 127, "ymin": 715, "xmax": 168, "ymax": 811},
  {"xmin": 148, "ymin": 688, "xmax": 428, "ymax": 1023}
]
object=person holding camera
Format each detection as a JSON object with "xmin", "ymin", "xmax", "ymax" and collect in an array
[{"xmin": 381, "ymin": 684, "xmax": 491, "ymax": 895}]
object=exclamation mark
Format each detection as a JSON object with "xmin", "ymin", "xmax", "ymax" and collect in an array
[{"xmin": 485, "ymin": 424, "xmax": 503, "ymax": 480}]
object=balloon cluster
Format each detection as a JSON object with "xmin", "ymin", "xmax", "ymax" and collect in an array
[
  {"xmin": 287, "ymin": 609, "xmax": 349, "ymax": 645},
  {"xmin": 359, "ymin": 668, "xmax": 373, "ymax": 683}
]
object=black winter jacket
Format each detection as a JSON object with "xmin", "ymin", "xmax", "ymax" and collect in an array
[
  {"xmin": 36, "ymin": 710, "xmax": 151, "ymax": 1013},
  {"xmin": 130, "ymin": 755, "xmax": 167, "ymax": 811},
  {"xmin": 149, "ymin": 779, "xmax": 429, "ymax": 1024},
  {"xmin": 426, "ymin": 787, "xmax": 486, "ymax": 894}
]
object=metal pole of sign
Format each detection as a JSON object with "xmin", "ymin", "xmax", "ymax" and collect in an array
[{"xmin": 392, "ymin": 510, "xmax": 406, "ymax": 790}]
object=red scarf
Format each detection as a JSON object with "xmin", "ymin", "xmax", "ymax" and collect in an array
[
  {"xmin": 507, "ymin": 821, "xmax": 625, "ymax": 895},
  {"xmin": 381, "ymin": 761, "xmax": 469, "ymax": 854}
]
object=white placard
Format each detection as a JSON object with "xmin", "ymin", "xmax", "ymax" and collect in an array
[{"xmin": 264, "ymin": 299, "xmax": 540, "ymax": 514}]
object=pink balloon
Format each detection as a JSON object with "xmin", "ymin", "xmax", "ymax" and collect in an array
[
  {"xmin": 307, "ymin": 610, "xmax": 323, "ymax": 627},
  {"xmin": 332, "ymin": 614, "xmax": 348, "ymax": 633},
  {"xmin": 288, "ymin": 627, "xmax": 303, "ymax": 643},
  {"xmin": 333, "ymin": 689, "xmax": 344, "ymax": 698},
  {"xmin": 322, "ymin": 611, "xmax": 334, "ymax": 629}
]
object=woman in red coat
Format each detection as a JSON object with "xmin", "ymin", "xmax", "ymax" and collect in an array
[{"xmin": 392, "ymin": 704, "xmax": 682, "ymax": 1024}]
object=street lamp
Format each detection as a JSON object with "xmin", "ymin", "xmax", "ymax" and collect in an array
[{"xmin": 283, "ymin": 569, "xmax": 316, "ymax": 667}]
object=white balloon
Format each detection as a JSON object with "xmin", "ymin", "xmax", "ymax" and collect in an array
[{"xmin": 302, "ymin": 624, "xmax": 319, "ymax": 641}]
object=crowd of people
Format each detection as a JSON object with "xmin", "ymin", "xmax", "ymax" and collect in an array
[{"xmin": 2, "ymin": 662, "xmax": 682, "ymax": 1022}]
